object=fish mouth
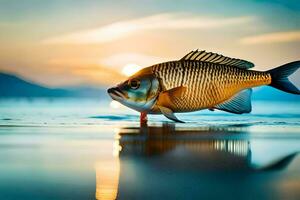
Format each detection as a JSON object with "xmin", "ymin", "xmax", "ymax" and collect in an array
[{"xmin": 107, "ymin": 87, "xmax": 126, "ymax": 101}]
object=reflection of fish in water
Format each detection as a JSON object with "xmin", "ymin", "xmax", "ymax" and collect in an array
[
  {"xmin": 108, "ymin": 50, "xmax": 300, "ymax": 122},
  {"xmin": 94, "ymin": 125, "xmax": 299, "ymax": 200},
  {"xmin": 118, "ymin": 124, "xmax": 297, "ymax": 171}
]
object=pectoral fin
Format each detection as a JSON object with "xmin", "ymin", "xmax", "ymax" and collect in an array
[
  {"xmin": 167, "ymin": 86, "xmax": 187, "ymax": 97},
  {"xmin": 158, "ymin": 106, "xmax": 184, "ymax": 123},
  {"xmin": 156, "ymin": 86, "xmax": 186, "ymax": 123},
  {"xmin": 157, "ymin": 86, "xmax": 187, "ymax": 107}
]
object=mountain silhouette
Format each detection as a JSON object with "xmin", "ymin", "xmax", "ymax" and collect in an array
[{"xmin": 0, "ymin": 72, "xmax": 106, "ymax": 98}]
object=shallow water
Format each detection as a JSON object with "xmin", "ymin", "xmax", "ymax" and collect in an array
[{"xmin": 0, "ymin": 99, "xmax": 300, "ymax": 200}]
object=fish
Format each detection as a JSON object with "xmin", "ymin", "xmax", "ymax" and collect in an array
[{"xmin": 107, "ymin": 50, "xmax": 300, "ymax": 123}]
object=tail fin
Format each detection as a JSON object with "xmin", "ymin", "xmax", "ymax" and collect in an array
[
  {"xmin": 258, "ymin": 152, "xmax": 298, "ymax": 171},
  {"xmin": 267, "ymin": 61, "xmax": 300, "ymax": 94}
]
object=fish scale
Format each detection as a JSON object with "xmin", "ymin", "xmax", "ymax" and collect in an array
[{"xmin": 152, "ymin": 60, "xmax": 271, "ymax": 112}]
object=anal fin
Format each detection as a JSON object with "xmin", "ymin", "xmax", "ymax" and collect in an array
[{"xmin": 214, "ymin": 89, "xmax": 252, "ymax": 114}]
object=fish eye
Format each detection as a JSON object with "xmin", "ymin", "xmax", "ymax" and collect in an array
[{"xmin": 128, "ymin": 79, "xmax": 140, "ymax": 90}]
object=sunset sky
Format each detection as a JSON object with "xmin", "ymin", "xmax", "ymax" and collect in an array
[{"xmin": 0, "ymin": 0, "xmax": 299, "ymax": 87}]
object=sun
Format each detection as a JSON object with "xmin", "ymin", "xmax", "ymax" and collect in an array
[
  {"xmin": 121, "ymin": 63, "xmax": 142, "ymax": 76},
  {"xmin": 110, "ymin": 100, "xmax": 121, "ymax": 109}
]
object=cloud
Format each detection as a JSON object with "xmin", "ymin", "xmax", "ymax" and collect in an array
[
  {"xmin": 71, "ymin": 65, "xmax": 127, "ymax": 85},
  {"xmin": 46, "ymin": 58, "xmax": 127, "ymax": 85},
  {"xmin": 42, "ymin": 13, "xmax": 254, "ymax": 44},
  {"xmin": 100, "ymin": 52, "xmax": 167, "ymax": 68},
  {"xmin": 240, "ymin": 31, "xmax": 300, "ymax": 45}
]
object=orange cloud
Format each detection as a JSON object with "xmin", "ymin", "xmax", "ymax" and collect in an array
[
  {"xmin": 71, "ymin": 65, "xmax": 126, "ymax": 85},
  {"xmin": 47, "ymin": 57, "xmax": 126, "ymax": 85},
  {"xmin": 100, "ymin": 53, "xmax": 167, "ymax": 68}
]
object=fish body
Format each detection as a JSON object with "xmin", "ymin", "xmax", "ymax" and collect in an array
[
  {"xmin": 150, "ymin": 60, "xmax": 270, "ymax": 113},
  {"xmin": 108, "ymin": 50, "xmax": 300, "ymax": 122}
]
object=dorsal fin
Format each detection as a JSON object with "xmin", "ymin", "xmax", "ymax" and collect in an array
[{"xmin": 180, "ymin": 50, "xmax": 254, "ymax": 69}]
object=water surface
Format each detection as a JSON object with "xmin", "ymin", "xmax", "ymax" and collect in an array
[{"xmin": 0, "ymin": 99, "xmax": 300, "ymax": 200}]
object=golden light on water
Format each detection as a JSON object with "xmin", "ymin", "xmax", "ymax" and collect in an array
[
  {"xmin": 95, "ymin": 132, "xmax": 122, "ymax": 200},
  {"xmin": 113, "ymin": 140, "xmax": 122, "ymax": 157},
  {"xmin": 95, "ymin": 158, "xmax": 120, "ymax": 200},
  {"xmin": 121, "ymin": 63, "xmax": 142, "ymax": 76}
]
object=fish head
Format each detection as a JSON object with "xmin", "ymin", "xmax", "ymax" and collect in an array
[{"xmin": 107, "ymin": 70, "xmax": 160, "ymax": 112}]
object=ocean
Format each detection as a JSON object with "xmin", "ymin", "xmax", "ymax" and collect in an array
[{"xmin": 0, "ymin": 98, "xmax": 300, "ymax": 200}]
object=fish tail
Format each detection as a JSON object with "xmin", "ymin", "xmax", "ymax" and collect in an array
[{"xmin": 267, "ymin": 61, "xmax": 300, "ymax": 95}]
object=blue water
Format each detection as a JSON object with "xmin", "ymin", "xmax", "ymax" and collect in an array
[{"xmin": 0, "ymin": 98, "xmax": 300, "ymax": 200}]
